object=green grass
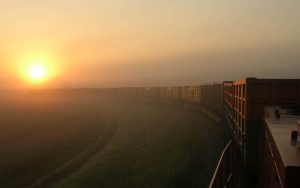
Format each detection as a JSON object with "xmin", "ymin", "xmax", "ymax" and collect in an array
[
  {"xmin": 0, "ymin": 92, "xmax": 223, "ymax": 188},
  {"xmin": 56, "ymin": 98, "xmax": 224, "ymax": 188}
]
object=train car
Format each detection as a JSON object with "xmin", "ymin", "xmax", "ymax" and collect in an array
[
  {"xmin": 262, "ymin": 106, "xmax": 300, "ymax": 188},
  {"xmin": 171, "ymin": 86, "xmax": 181, "ymax": 100},
  {"xmin": 223, "ymin": 78, "xmax": 300, "ymax": 186},
  {"xmin": 212, "ymin": 82, "xmax": 223, "ymax": 115},
  {"xmin": 144, "ymin": 87, "xmax": 151, "ymax": 97},
  {"xmin": 133, "ymin": 87, "xmax": 138, "ymax": 97},
  {"xmin": 152, "ymin": 87, "xmax": 160, "ymax": 98},
  {"xmin": 223, "ymin": 81, "xmax": 235, "ymax": 132},
  {"xmin": 201, "ymin": 84, "xmax": 213, "ymax": 110},
  {"xmin": 166, "ymin": 87, "xmax": 172, "ymax": 99},
  {"xmin": 180, "ymin": 86, "xmax": 189, "ymax": 102},
  {"xmin": 122, "ymin": 87, "xmax": 129, "ymax": 96},
  {"xmin": 159, "ymin": 87, "xmax": 167, "ymax": 98},
  {"xmin": 136, "ymin": 87, "xmax": 145, "ymax": 97},
  {"xmin": 193, "ymin": 85, "xmax": 201, "ymax": 106},
  {"xmin": 187, "ymin": 86, "xmax": 194, "ymax": 103},
  {"xmin": 130, "ymin": 87, "xmax": 138, "ymax": 97}
]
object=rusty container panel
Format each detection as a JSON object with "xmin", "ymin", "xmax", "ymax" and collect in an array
[
  {"xmin": 171, "ymin": 87, "xmax": 180, "ymax": 99},
  {"xmin": 201, "ymin": 84, "xmax": 213, "ymax": 109},
  {"xmin": 158, "ymin": 87, "xmax": 167, "ymax": 98},
  {"xmin": 223, "ymin": 81, "xmax": 235, "ymax": 131},
  {"xmin": 231, "ymin": 80, "xmax": 248, "ymax": 143},
  {"xmin": 193, "ymin": 85, "xmax": 201, "ymax": 104},
  {"xmin": 276, "ymin": 83, "xmax": 299, "ymax": 104},
  {"xmin": 171, "ymin": 87, "xmax": 176, "ymax": 99},
  {"xmin": 180, "ymin": 86, "xmax": 188, "ymax": 102},
  {"xmin": 139, "ymin": 87, "xmax": 145, "ymax": 97},
  {"xmin": 178, "ymin": 87, "xmax": 182, "ymax": 99},
  {"xmin": 223, "ymin": 81, "xmax": 234, "ymax": 107},
  {"xmin": 149, "ymin": 87, "xmax": 159, "ymax": 97},
  {"xmin": 176, "ymin": 87, "xmax": 181, "ymax": 100},
  {"xmin": 166, "ymin": 87, "xmax": 172, "ymax": 98},
  {"xmin": 187, "ymin": 86, "xmax": 194, "ymax": 103},
  {"xmin": 136, "ymin": 87, "xmax": 145, "ymax": 97},
  {"xmin": 144, "ymin": 87, "xmax": 158, "ymax": 98},
  {"xmin": 212, "ymin": 83, "xmax": 223, "ymax": 115},
  {"xmin": 125, "ymin": 88, "xmax": 129, "ymax": 96},
  {"xmin": 177, "ymin": 87, "xmax": 181, "ymax": 99},
  {"xmin": 133, "ymin": 87, "xmax": 138, "ymax": 97},
  {"xmin": 132, "ymin": 87, "xmax": 138, "ymax": 96},
  {"xmin": 246, "ymin": 78, "xmax": 300, "ymax": 121},
  {"xmin": 145, "ymin": 87, "xmax": 151, "ymax": 97},
  {"xmin": 124, "ymin": 87, "xmax": 129, "ymax": 96}
]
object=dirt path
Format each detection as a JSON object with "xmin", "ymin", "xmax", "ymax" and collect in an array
[{"xmin": 30, "ymin": 116, "xmax": 118, "ymax": 188}]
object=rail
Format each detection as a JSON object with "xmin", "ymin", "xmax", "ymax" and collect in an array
[{"xmin": 209, "ymin": 140, "xmax": 235, "ymax": 188}]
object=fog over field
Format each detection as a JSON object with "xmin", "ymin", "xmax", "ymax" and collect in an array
[{"xmin": 0, "ymin": 91, "xmax": 223, "ymax": 188}]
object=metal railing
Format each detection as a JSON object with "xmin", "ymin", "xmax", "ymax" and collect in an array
[{"xmin": 209, "ymin": 140, "xmax": 235, "ymax": 188}]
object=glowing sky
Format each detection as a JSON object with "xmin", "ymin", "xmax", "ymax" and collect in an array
[{"xmin": 1, "ymin": 0, "xmax": 300, "ymax": 88}]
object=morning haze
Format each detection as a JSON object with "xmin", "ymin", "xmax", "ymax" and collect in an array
[
  {"xmin": 1, "ymin": 0, "xmax": 300, "ymax": 88},
  {"xmin": 1, "ymin": 1, "xmax": 300, "ymax": 188}
]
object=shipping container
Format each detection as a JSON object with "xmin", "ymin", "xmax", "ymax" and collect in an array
[
  {"xmin": 166, "ymin": 87, "xmax": 172, "ymax": 98},
  {"xmin": 136, "ymin": 87, "xmax": 146, "ymax": 97},
  {"xmin": 187, "ymin": 86, "xmax": 194, "ymax": 103},
  {"xmin": 171, "ymin": 86, "xmax": 181, "ymax": 100},
  {"xmin": 193, "ymin": 85, "xmax": 201, "ymax": 105},
  {"xmin": 159, "ymin": 87, "xmax": 167, "ymax": 98},
  {"xmin": 212, "ymin": 82, "xmax": 223, "ymax": 115},
  {"xmin": 180, "ymin": 86, "xmax": 188, "ymax": 102},
  {"xmin": 201, "ymin": 84, "xmax": 213, "ymax": 110},
  {"xmin": 263, "ymin": 106, "xmax": 300, "ymax": 188},
  {"xmin": 223, "ymin": 78, "xmax": 300, "ymax": 185},
  {"xmin": 223, "ymin": 81, "xmax": 235, "ymax": 133}
]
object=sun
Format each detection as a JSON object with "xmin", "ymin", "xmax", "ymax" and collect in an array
[
  {"xmin": 17, "ymin": 53, "xmax": 60, "ymax": 86},
  {"xmin": 27, "ymin": 64, "xmax": 47, "ymax": 83},
  {"xmin": 28, "ymin": 65, "xmax": 45, "ymax": 79}
]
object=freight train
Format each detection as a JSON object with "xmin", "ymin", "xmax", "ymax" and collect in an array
[
  {"xmin": 109, "ymin": 77, "xmax": 300, "ymax": 188},
  {"xmin": 111, "ymin": 82, "xmax": 224, "ymax": 115},
  {"xmin": 30, "ymin": 77, "xmax": 300, "ymax": 187}
]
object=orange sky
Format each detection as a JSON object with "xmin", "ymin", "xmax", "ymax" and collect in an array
[{"xmin": 1, "ymin": 1, "xmax": 300, "ymax": 88}]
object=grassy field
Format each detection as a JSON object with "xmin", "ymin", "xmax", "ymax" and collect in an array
[{"xmin": 0, "ymin": 90, "xmax": 224, "ymax": 188}]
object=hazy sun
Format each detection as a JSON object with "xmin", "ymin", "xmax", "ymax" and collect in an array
[
  {"xmin": 27, "ymin": 64, "xmax": 47, "ymax": 83},
  {"xmin": 18, "ymin": 54, "xmax": 59, "ymax": 85}
]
